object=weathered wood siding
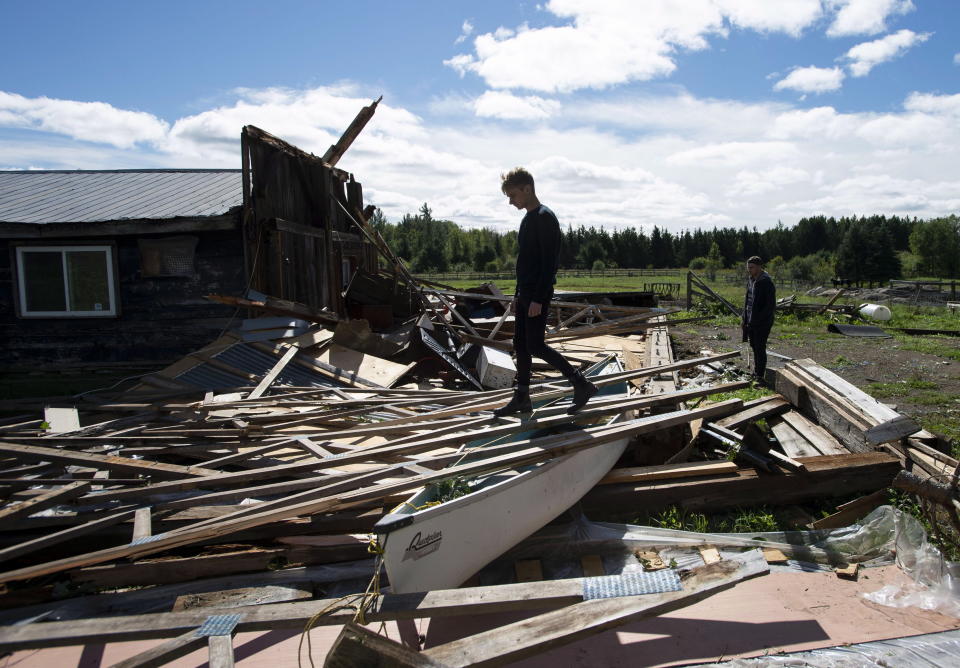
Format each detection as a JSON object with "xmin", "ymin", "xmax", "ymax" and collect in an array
[
  {"xmin": 0, "ymin": 227, "xmax": 245, "ymax": 369},
  {"xmin": 242, "ymin": 126, "xmax": 379, "ymax": 315}
]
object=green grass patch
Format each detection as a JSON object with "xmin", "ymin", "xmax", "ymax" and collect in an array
[
  {"xmin": 866, "ymin": 379, "xmax": 940, "ymax": 398},
  {"xmin": 917, "ymin": 414, "xmax": 960, "ymax": 458},
  {"xmin": 707, "ymin": 385, "xmax": 773, "ymax": 403},
  {"xmin": 892, "ymin": 334, "xmax": 960, "ymax": 362},
  {"xmin": 641, "ymin": 504, "xmax": 781, "ymax": 534}
]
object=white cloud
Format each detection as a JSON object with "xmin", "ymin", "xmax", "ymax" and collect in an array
[
  {"xmin": 445, "ymin": 0, "xmax": 826, "ymax": 94},
  {"xmin": 2, "ymin": 86, "xmax": 959, "ymax": 232},
  {"xmin": 667, "ymin": 141, "xmax": 800, "ymax": 167},
  {"xmin": 904, "ymin": 92, "xmax": 960, "ymax": 116},
  {"xmin": 715, "ymin": 0, "xmax": 822, "ymax": 37},
  {"xmin": 826, "ymin": 0, "xmax": 915, "ymax": 37},
  {"xmin": 473, "ymin": 91, "xmax": 560, "ymax": 120},
  {"xmin": 774, "ymin": 66, "xmax": 845, "ymax": 94},
  {"xmin": 844, "ymin": 29, "xmax": 930, "ymax": 76},
  {"xmin": 443, "ymin": 53, "xmax": 475, "ymax": 78},
  {"xmin": 454, "ymin": 19, "xmax": 474, "ymax": 44},
  {"xmin": 0, "ymin": 91, "xmax": 168, "ymax": 149},
  {"xmin": 954, "ymin": 52, "xmax": 960, "ymax": 65},
  {"xmin": 729, "ymin": 166, "xmax": 810, "ymax": 196}
]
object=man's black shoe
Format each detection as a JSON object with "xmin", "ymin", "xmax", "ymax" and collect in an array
[
  {"xmin": 493, "ymin": 391, "xmax": 532, "ymax": 417},
  {"xmin": 567, "ymin": 373, "xmax": 598, "ymax": 414}
]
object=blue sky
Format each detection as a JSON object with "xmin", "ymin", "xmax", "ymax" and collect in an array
[{"xmin": 2, "ymin": 1, "xmax": 958, "ymax": 233}]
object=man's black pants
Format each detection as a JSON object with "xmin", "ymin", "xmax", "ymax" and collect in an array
[
  {"xmin": 514, "ymin": 296, "xmax": 577, "ymax": 386},
  {"xmin": 747, "ymin": 324, "xmax": 771, "ymax": 380}
]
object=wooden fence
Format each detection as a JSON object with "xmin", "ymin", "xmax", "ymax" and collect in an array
[{"xmin": 415, "ymin": 268, "xmax": 681, "ymax": 282}]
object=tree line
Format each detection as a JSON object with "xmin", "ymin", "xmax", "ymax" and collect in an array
[{"xmin": 371, "ymin": 205, "xmax": 960, "ymax": 283}]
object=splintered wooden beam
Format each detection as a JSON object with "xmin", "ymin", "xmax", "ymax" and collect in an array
[
  {"xmin": 420, "ymin": 550, "xmax": 768, "ymax": 667},
  {"xmin": 0, "ymin": 441, "xmax": 217, "ymax": 480},
  {"xmin": 322, "ymin": 96, "xmax": 381, "ymax": 166}
]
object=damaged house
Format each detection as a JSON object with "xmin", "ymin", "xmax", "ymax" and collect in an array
[{"xmin": 0, "ymin": 119, "xmax": 381, "ymax": 370}]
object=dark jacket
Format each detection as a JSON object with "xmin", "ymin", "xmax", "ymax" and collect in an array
[
  {"xmin": 515, "ymin": 205, "xmax": 561, "ymax": 304},
  {"xmin": 744, "ymin": 271, "xmax": 776, "ymax": 332}
]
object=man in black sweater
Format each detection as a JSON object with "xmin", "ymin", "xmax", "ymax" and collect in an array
[
  {"xmin": 494, "ymin": 167, "xmax": 597, "ymax": 417},
  {"xmin": 742, "ymin": 255, "xmax": 776, "ymax": 382}
]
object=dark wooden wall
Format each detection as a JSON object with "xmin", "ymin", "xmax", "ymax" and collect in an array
[
  {"xmin": 0, "ymin": 227, "xmax": 246, "ymax": 369},
  {"xmin": 242, "ymin": 126, "xmax": 379, "ymax": 315}
]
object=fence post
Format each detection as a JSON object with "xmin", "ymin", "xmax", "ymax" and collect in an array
[{"xmin": 686, "ymin": 271, "xmax": 692, "ymax": 310}]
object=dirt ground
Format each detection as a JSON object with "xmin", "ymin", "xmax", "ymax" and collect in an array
[{"xmin": 670, "ymin": 317, "xmax": 960, "ymax": 447}]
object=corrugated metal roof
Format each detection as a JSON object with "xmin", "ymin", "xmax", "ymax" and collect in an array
[
  {"xmin": 175, "ymin": 341, "xmax": 338, "ymax": 391},
  {"xmin": 0, "ymin": 169, "xmax": 243, "ymax": 224}
]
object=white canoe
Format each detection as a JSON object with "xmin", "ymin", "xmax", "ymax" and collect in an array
[{"xmin": 374, "ymin": 357, "xmax": 629, "ymax": 594}]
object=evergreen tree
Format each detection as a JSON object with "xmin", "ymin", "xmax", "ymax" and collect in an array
[{"xmin": 909, "ymin": 216, "xmax": 960, "ymax": 278}]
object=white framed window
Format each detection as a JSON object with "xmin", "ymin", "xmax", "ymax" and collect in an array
[{"xmin": 15, "ymin": 245, "xmax": 117, "ymax": 317}]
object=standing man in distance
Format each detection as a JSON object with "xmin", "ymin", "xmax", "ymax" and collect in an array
[
  {"xmin": 742, "ymin": 255, "xmax": 776, "ymax": 383},
  {"xmin": 494, "ymin": 167, "xmax": 597, "ymax": 417}
]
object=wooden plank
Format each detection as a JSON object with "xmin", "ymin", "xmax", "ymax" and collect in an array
[
  {"xmin": 789, "ymin": 359, "xmax": 901, "ymax": 425},
  {"xmin": 133, "ymin": 507, "xmax": 152, "ymax": 541},
  {"xmin": 246, "ymin": 343, "xmax": 300, "ymax": 400},
  {"xmin": 762, "ymin": 547, "xmax": 788, "ymax": 564},
  {"xmin": 864, "ymin": 415, "xmax": 921, "ymax": 446},
  {"xmin": 421, "ymin": 551, "xmax": 768, "ymax": 667},
  {"xmin": 714, "ymin": 397, "xmax": 790, "ymax": 430},
  {"xmin": 0, "ymin": 509, "xmax": 137, "ymax": 565},
  {"xmin": 314, "ymin": 343, "xmax": 414, "ymax": 389},
  {"xmin": 599, "ymin": 461, "xmax": 737, "ymax": 485},
  {"xmin": 0, "ymin": 441, "xmax": 216, "ymax": 480},
  {"xmin": 779, "ymin": 411, "xmax": 848, "ymax": 456},
  {"xmin": 0, "ymin": 576, "xmax": 589, "ymax": 650},
  {"xmin": 765, "ymin": 449, "xmax": 808, "ymax": 473},
  {"xmin": 207, "ymin": 633, "xmax": 235, "ymax": 668},
  {"xmin": 773, "ymin": 366, "xmax": 871, "ymax": 452},
  {"xmin": 325, "ymin": 623, "xmax": 446, "ymax": 668},
  {"xmin": 810, "ymin": 489, "xmax": 888, "ymax": 529},
  {"xmin": 835, "ymin": 563, "xmax": 859, "ymax": 579},
  {"xmin": 583, "ymin": 452, "xmax": 900, "ymax": 518},
  {"xmin": 0, "ymin": 480, "xmax": 90, "ymax": 522},
  {"xmin": 769, "ymin": 418, "xmax": 820, "ymax": 458}
]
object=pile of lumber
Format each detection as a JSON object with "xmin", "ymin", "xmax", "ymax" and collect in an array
[{"xmin": 0, "ymin": 319, "xmax": 954, "ymax": 665}]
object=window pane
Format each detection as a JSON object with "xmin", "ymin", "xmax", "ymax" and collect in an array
[
  {"xmin": 66, "ymin": 251, "xmax": 111, "ymax": 312},
  {"xmin": 22, "ymin": 251, "xmax": 66, "ymax": 311}
]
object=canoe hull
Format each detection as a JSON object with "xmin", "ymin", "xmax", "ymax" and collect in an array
[{"xmin": 377, "ymin": 431, "xmax": 629, "ymax": 594}]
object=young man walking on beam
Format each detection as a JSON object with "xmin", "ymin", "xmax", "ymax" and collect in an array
[{"xmin": 494, "ymin": 167, "xmax": 597, "ymax": 417}]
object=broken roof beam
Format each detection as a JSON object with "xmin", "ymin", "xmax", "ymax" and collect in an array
[
  {"xmin": 322, "ymin": 96, "xmax": 382, "ymax": 167},
  {"xmin": 0, "ymin": 441, "xmax": 218, "ymax": 480},
  {"xmin": 582, "ymin": 451, "xmax": 900, "ymax": 519}
]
